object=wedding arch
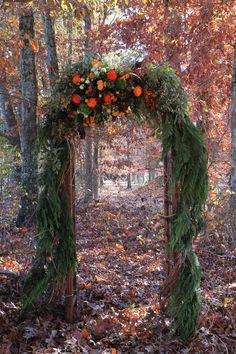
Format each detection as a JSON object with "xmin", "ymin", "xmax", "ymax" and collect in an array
[{"xmin": 22, "ymin": 59, "xmax": 208, "ymax": 342}]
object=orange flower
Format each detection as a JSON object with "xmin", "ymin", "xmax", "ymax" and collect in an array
[
  {"xmin": 112, "ymin": 111, "xmax": 119, "ymax": 117},
  {"xmin": 133, "ymin": 85, "xmax": 142, "ymax": 97},
  {"xmin": 91, "ymin": 59, "xmax": 102, "ymax": 67},
  {"xmin": 71, "ymin": 93, "xmax": 81, "ymax": 105},
  {"xmin": 72, "ymin": 74, "xmax": 81, "ymax": 84},
  {"xmin": 120, "ymin": 73, "xmax": 130, "ymax": 79},
  {"xmin": 104, "ymin": 93, "xmax": 115, "ymax": 105},
  {"xmin": 97, "ymin": 80, "xmax": 104, "ymax": 90},
  {"xmin": 86, "ymin": 98, "xmax": 97, "ymax": 109},
  {"xmin": 107, "ymin": 70, "xmax": 117, "ymax": 81}
]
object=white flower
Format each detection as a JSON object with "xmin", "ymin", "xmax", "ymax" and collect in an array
[
  {"xmin": 101, "ymin": 68, "xmax": 107, "ymax": 73},
  {"xmin": 94, "ymin": 71, "xmax": 99, "ymax": 77},
  {"xmin": 85, "ymin": 79, "xmax": 90, "ymax": 84},
  {"xmin": 79, "ymin": 84, "xmax": 85, "ymax": 89},
  {"xmin": 80, "ymin": 78, "xmax": 85, "ymax": 82}
]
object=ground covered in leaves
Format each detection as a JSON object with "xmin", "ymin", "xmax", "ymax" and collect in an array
[{"xmin": 0, "ymin": 180, "xmax": 235, "ymax": 353}]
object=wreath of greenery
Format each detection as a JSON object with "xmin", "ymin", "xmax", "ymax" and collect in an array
[{"xmin": 22, "ymin": 59, "xmax": 208, "ymax": 342}]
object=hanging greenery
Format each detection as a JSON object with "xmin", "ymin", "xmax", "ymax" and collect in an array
[{"xmin": 22, "ymin": 59, "xmax": 208, "ymax": 342}]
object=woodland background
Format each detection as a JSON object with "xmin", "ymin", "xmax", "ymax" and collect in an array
[{"xmin": 0, "ymin": 0, "xmax": 236, "ymax": 353}]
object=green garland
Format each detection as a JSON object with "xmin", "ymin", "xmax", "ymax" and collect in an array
[{"xmin": 22, "ymin": 61, "xmax": 208, "ymax": 342}]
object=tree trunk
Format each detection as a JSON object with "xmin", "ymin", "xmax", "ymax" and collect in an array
[
  {"xmin": 0, "ymin": 81, "xmax": 20, "ymax": 146},
  {"xmin": 38, "ymin": 39, "xmax": 49, "ymax": 95},
  {"xmin": 83, "ymin": 5, "xmax": 92, "ymax": 60},
  {"xmin": 17, "ymin": 10, "xmax": 38, "ymax": 226},
  {"xmin": 42, "ymin": 12, "xmax": 59, "ymax": 85},
  {"xmin": 84, "ymin": 128, "xmax": 93, "ymax": 203},
  {"xmin": 230, "ymin": 42, "xmax": 236, "ymax": 247},
  {"xmin": 126, "ymin": 133, "xmax": 131, "ymax": 189},
  {"xmin": 93, "ymin": 129, "xmax": 99, "ymax": 201},
  {"xmin": 99, "ymin": 144, "xmax": 104, "ymax": 187},
  {"xmin": 67, "ymin": 13, "xmax": 73, "ymax": 66}
]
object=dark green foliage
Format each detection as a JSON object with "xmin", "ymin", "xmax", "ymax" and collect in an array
[
  {"xmin": 22, "ymin": 134, "xmax": 76, "ymax": 314},
  {"xmin": 169, "ymin": 251, "xmax": 201, "ymax": 343},
  {"xmin": 22, "ymin": 62, "xmax": 208, "ymax": 342},
  {"xmin": 141, "ymin": 64, "xmax": 208, "ymax": 341}
]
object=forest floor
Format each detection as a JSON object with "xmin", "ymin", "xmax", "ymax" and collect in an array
[{"xmin": 0, "ymin": 180, "xmax": 235, "ymax": 353}]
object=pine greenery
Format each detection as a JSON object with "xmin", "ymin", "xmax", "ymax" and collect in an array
[{"xmin": 22, "ymin": 62, "xmax": 208, "ymax": 342}]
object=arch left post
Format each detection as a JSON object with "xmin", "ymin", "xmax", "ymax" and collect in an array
[{"xmin": 63, "ymin": 141, "xmax": 76, "ymax": 322}]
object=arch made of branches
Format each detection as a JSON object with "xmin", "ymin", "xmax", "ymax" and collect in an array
[{"xmin": 22, "ymin": 60, "xmax": 208, "ymax": 342}]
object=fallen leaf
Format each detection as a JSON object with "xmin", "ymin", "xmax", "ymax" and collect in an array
[
  {"xmin": 223, "ymin": 297, "xmax": 234, "ymax": 307},
  {"xmin": 81, "ymin": 328, "xmax": 90, "ymax": 340},
  {"xmin": 115, "ymin": 243, "xmax": 124, "ymax": 251}
]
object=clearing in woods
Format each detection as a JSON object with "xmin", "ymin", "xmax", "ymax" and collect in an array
[{"xmin": 0, "ymin": 179, "xmax": 235, "ymax": 353}]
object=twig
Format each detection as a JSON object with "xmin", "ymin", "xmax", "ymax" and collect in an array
[
  {"xmin": 157, "ymin": 212, "xmax": 176, "ymax": 219},
  {"xmin": 0, "ymin": 269, "xmax": 21, "ymax": 277}
]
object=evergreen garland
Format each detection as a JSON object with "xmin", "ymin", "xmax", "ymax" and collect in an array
[{"xmin": 22, "ymin": 61, "xmax": 208, "ymax": 342}]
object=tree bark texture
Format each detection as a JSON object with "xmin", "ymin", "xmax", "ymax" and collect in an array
[
  {"xmin": 84, "ymin": 128, "xmax": 93, "ymax": 203},
  {"xmin": 0, "ymin": 81, "xmax": 20, "ymax": 146},
  {"xmin": 126, "ymin": 130, "xmax": 132, "ymax": 189},
  {"xmin": 93, "ymin": 129, "xmax": 99, "ymax": 201},
  {"xmin": 83, "ymin": 5, "xmax": 92, "ymax": 59},
  {"xmin": 67, "ymin": 13, "xmax": 73, "ymax": 66},
  {"xmin": 17, "ymin": 10, "xmax": 38, "ymax": 226},
  {"xmin": 42, "ymin": 12, "xmax": 59, "ymax": 84},
  {"xmin": 230, "ymin": 42, "xmax": 236, "ymax": 247}
]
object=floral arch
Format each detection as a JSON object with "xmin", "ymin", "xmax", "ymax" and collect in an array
[{"xmin": 22, "ymin": 60, "xmax": 208, "ymax": 342}]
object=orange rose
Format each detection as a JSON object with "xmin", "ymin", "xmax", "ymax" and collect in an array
[
  {"xmin": 133, "ymin": 85, "xmax": 142, "ymax": 97},
  {"xmin": 71, "ymin": 93, "xmax": 81, "ymax": 105},
  {"xmin": 104, "ymin": 93, "xmax": 115, "ymax": 105},
  {"xmin": 107, "ymin": 70, "xmax": 117, "ymax": 81},
  {"xmin": 97, "ymin": 80, "xmax": 104, "ymax": 90},
  {"xmin": 86, "ymin": 98, "xmax": 97, "ymax": 109},
  {"xmin": 72, "ymin": 74, "xmax": 81, "ymax": 84}
]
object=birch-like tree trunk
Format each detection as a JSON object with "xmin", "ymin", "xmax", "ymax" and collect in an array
[
  {"xmin": 17, "ymin": 10, "xmax": 38, "ymax": 226},
  {"xmin": 42, "ymin": 12, "xmax": 59, "ymax": 85},
  {"xmin": 230, "ymin": 42, "xmax": 236, "ymax": 247}
]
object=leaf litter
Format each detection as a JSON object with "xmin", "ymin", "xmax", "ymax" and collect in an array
[{"xmin": 0, "ymin": 180, "xmax": 235, "ymax": 353}]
